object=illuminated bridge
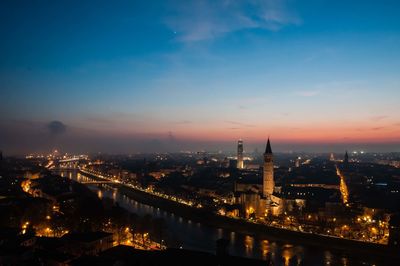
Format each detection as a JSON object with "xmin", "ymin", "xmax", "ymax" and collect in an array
[
  {"xmin": 80, "ymin": 181, "xmax": 116, "ymax": 185},
  {"xmin": 58, "ymin": 155, "xmax": 88, "ymax": 163}
]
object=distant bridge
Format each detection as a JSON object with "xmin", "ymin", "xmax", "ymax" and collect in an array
[
  {"xmin": 58, "ymin": 157, "xmax": 86, "ymax": 163},
  {"xmin": 81, "ymin": 181, "xmax": 116, "ymax": 185}
]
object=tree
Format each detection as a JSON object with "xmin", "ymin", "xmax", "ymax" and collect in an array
[{"xmin": 152, "ymin": 217, "xmax": 167, "ymax": 248}]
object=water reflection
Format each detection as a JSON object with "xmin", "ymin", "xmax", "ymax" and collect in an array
[
  {"xmin": 230, "ymin": 232, "xmax": 235, "ymax": 246},
  {"xmin": 112, "ymin": 190, "xmax": 117, "ymax": 201},
  {"xmin": 244, "ymin": 235, "xmax": 254, "ymax": 256},
  {"xmin": 282, "ymin": 247, "xmax": 293, "ymax": 266},
  {"xmin": 324, "ymin": 250, "xmax": 333, "ymax": 265},
  {"xmin": 58, "ymin": 170, "xmax": 386, "ymax": 266},
  {"xmin": 261, "ymin": 240, "xmax": 269, "ymax": 260},
  {"xmin": 217, "ymin": 228, "xmax": 223, "ymax": 239},
  {"xmin": 97, "ymin": 190, "xmax": 103, "ymax": 199}
]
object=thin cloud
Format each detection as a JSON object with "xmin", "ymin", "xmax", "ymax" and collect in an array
[
  {"xmin": 225, "ymin": 120, "xmax": 256, "ymax": 128},
  {"xmin": 370, "ymin": 115, "xmax": 388, "ymax": 121},
  {"xmin": 371, "ymin": 127, "xmax": 384, "ymax": 131},
  {"xmin": 295, "ymin": 90, "xmax": 320, "ymax": 97},
  {"xmin": 86, "ymin": 116, "xmax": 115, "ymax": 125},
  {"xmin": 173, "ymin": 120, "xmax": 192, "ymax": 124},
  {"xmin": 165, "ymin": 0, "xmax": 301, "ymax": 42}
]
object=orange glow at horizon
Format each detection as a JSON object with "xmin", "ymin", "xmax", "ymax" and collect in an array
[
  {"xmin": 176, "ymin": 130, "xmax": 400, "ymax": 143},
  {"xmin": 105, "ymin": 126, "xmax": 400, "ymax": 144},
  {"xmin": 72, "ymin": 116, "xmax": 400, "ymax": 144},
  {"xmin": 153, "ymin": 122, "xmax": 400, "ymax": 143}
]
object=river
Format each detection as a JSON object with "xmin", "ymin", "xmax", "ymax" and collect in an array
[{"xmin": 59, "ymin": 169, "xmax": 385, "ymax": 266}]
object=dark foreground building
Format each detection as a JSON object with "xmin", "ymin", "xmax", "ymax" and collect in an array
[{"xmin": 70, "ymin": 243, "xmax": 268, "ymax": 266}]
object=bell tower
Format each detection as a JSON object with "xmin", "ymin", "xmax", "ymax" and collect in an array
[{"xmin": 263, "ymin": 138, "xmax": 274, "ymax": 198}]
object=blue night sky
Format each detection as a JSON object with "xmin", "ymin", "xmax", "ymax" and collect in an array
[{"xmin": 1, "ymin": 0, "xmax": 400, "ymax": 154}]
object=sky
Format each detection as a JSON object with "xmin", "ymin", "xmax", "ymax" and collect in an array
[{"xmin": 1, "ymin": 0, "xmax": 400, "ymax": 154}]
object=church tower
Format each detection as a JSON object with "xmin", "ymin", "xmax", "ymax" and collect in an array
[
  {"xmin": 344, "ymin": 150, "xmax": 349, "ymax": 165},
  {"xmin": 263, "ymin": 138, "xmax": 274, "ymax": 198}
]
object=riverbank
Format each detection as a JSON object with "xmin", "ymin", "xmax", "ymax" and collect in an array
[
  {"xmin": 77, "ymin": 169, "xmax": 400, "ymax": 259},
  {"xmin": 118, "ymin": 186, "xmax": 400, "ymax": 259}
]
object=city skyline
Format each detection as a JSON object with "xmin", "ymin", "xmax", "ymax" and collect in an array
[{"xmin": 1, "ymin": 0, "xmax": 400, "ymax": 154}]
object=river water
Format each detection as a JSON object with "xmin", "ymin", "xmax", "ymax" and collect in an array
[{"xmin": 60, "ymin": 170, "xmax": 384, "ymax": 266}]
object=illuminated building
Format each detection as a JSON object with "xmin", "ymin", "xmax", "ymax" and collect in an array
[
  {"xmin": 237, "ymin": 139, "xmax": 244, "ymax": 169},
  {"xmin": 234, "ymin": 138, "xmax": 280, "ymax": 218},
  {"xmin": 295, "ymin": 157, "xmax": 301, "ymax": 168},
  {"xmin": 263, "ymin": 138, "xmax": 274, "ymax": 199}
]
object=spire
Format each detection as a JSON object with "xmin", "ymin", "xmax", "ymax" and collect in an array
[
  {"xmin": 344, "ymin": 150, "xmax": 349, "ymax": 164},
  {"xmin": 265, "ymin": 138, "xmax": 272, "ymax": 154}
]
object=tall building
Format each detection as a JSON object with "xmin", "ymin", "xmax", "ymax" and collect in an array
[
  {"xmin": 234, "ymin": 138, "xmax": 280, "ymax": 218},
  {"xmin": 263, "ymin": 138, "xmax": 274, "ymax": 198},
  {"xmin": 344, "ymin": 150, "xmax": 349, "ymax": 165},
  {"xmin": 237, "ymin": 139, "xmax": 244, "ymax": 169}
]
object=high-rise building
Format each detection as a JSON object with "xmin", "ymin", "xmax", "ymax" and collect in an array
[
  {"xmin": 263, "ymin": 138, "xmax": 274, "ymax": 198},
  {"xmin": 237, "ymin": 139, "xmax": 244, "ymax": 169}
]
